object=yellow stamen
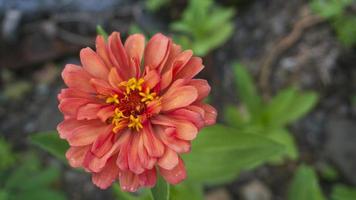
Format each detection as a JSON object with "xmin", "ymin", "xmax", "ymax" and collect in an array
[
  {"xmin": 111, "ymin": 108, "xmax": 126, "ymax": 133},
  {"xmin": 128, "ymin": 115, "xmax": 143, "ymax": 131},
  {"xmin": 120, "ymin": 78, "xmax": 145, "ymax": 94},
  {"xmin": 106, "ymin": 94, "xmax": 119, "ymax": 104},
  {"xmin": 139, "ymin": 87, "xmax": 157, "ymax": 104}
]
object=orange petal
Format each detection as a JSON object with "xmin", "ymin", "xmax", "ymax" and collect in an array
[
  {"xmin": 80, "ymin": 47, "xmax": 109, "ymax": 79},
  {"xmin": 58, "ymin": 98, "xmax": 91, "ymax": 117},
  {"xmin": 92, "ymin": 157, "xmax": 119, "ymax": 189},
  {"xmin": 155, "ymin": 126, "xmax": 191, "ymax": 153},
  {"xmin": 67, "ymin": 121, "xmax": 107, "ymax": 146},
  {"xmin": 143, "ymin": 69, "xmax": 160, "ymax": 89},
  {"xmin": 158, "ymin": 148, "xmax": 179, "ymax": 170},
  {"xmin": 108, "ymin": 68, "xmax": 123, "ymax": 89},
  {"xmin": 161, "ymin": 85, "xmax": 198, "ymax": 112},
  {"xmin": 97, "ymin": 105, "xmax": 115, "ymax": 122},
  {"xmin": 128, "ymin": 133, "xmax": 145, "ymax": 174},
  {"xmin": 124, "ymin": 34, "xmax": 145, "ymax": 66},
  {"xmin": 62, "ymin": 64, "xmax": 95, "ymax": 93},
  {"xmin": 169, "ymin": 108, "xmax": 205, "ymax": 129},
  {"xmin": 90, "ymin": 78, "xmax": 113, "ymax": 95},
  {"xmin": 142, "ymin": 124, "xmax": 165, "ymax": 157},
  {"xmin": 119, "ymin": 171, "xmax": 140, "ymax": 192},
  {"xmin": 159, "ymin": 157, "xmax": 186, "ymax": 184},
  {"xmin": 108, "ymin": 32, "xmax": 132, "ymax": 79},
  {"xmin": 77, "ymin": 103, "xmax": 102, "ymax": 120},
  {"xmin": 91, "ymin": 125, "xmax": 114, "ymax": 157},
  {"xmin": 66, "ymin": 146, "xmax": 90, "ymax": 168},
  {"xmin": 138, "ymin": 168, "xmax": 157, "ymax": 188},
  {"xmin": 199, "ymin": 103, "xmax": 217, "ymax": 126},
  {"xmin": 96, "ymin": 35, "xmax": 113, "ymax": 68},
  {"xmin": 175, "ymin": 57, "xmax": 204, "ymax": 80},
  {"xmin": 144, "ymin": 33, "xmax": 170, "ymax": 71},
  {"xmin": 188, "ymin": 79, "xmax": 211, "ymax": 101}
]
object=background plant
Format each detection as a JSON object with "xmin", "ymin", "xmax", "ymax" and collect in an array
[
  {"xmin": 310, "ymin": 0, "xmax": 356, "ymax": 47},
  {"xmin": 225, "ymin": 63, "xmax": 319, "ymax": 163},
  {"xmin": 170, "ymin": 0, "xmax": 235, "ymax": 56},
  {"xmin": 0, "ymin": 137, "xmax": 66, "ymax": 200}
]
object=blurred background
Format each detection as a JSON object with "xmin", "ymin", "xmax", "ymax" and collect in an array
[{"xmin": 0, "ymin": 0, "xmax": 355, "ymax": 199}]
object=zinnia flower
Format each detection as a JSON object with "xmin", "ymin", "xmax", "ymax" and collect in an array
[{"xmin": 57, "ymin": 32, "xmax": 217, "ymax": 192}]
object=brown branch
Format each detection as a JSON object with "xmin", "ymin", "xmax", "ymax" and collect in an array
[{"xmin": 258, "ymin": 14, "xmax": 324, "ymax": 99}]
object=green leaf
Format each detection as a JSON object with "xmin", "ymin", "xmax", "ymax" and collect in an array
[
  {"xmin": 0, "ymin": 137, "xmax": 15, "ymax": 171},
  {"xmin": 233, "ymin": 63, "xmax": 262, "ymax": 118},
  {"xmin": 332, "ymin": 185, "xmax": 356, "ymax": 200},
  {"xmin": 265, "ymin": 128, "xmax": 299, "ymax": 163},
  {"xmin": 223, "ymin": 105, "xmax": 248, "ymax": 128},
  {"xmin": 183, "ymin": 125, "xmax": 285, "ymax": 185},
  {"xmin": 11, "ymin": 189, "xmax": 66, "ymax": 200},
  {"xmin": 170, "ymin": 182, "xmax": 203, "ymax": 200},
  {"xmin": 310, "ymin": 0, "xmax": 352, "ymax": 19},
  {"xmin": 151, "ymin": 175, "xmax": 170, "ymax": 200},
  {"xmin": 112, "ymin": 183, "xmax": 148, "ymax": 200},
  {"xmin": 145, "ymin": 0, "xmax": 170, "ymax": 11},
  {"xmin": 30, "ymin": 131, "xmax": 69, "ymax": 162},
  {"xmin": 288, "ymin": 165, "xmax": 325, "ymax": 200},
  {"xmin": 0, "ymin": 190, "xmax": 8, "ymax": 200},
  {"xmin": 265, "ymin": 88, "xmax": 318, "ymax": 126},
  {"xmin": 96, "ymin": 25, "xmax": 108, "ymax": 41}
]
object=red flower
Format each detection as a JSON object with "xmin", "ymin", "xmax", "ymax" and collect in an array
[{"xmin": 57, "ymin": 32, "xmax": 217, "ymax": 192}]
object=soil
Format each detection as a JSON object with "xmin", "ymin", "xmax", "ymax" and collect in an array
[{"xmin": 0, "ymin": 0, "xmax": 355, "ymax": 199}]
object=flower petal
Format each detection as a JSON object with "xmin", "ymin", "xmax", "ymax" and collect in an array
[
  {"xmin": 155, "ymin": 126, "xmax": 191, "ymax": 153},
  {"xmin": 161, "ymin": 85, "xmax": 198, "ymax": 112},
  {"xmin": 159, "ymin": 157, "xmax": 186, "ymax": 184},
  {"xmin": 142, "ymin": 124, "xmax": 165, "ymax": 157},
  {"xmin": 144, "ymin": 33, "xmax": 170, "ymax": 71},
  {"xmin": 125, "ymin": 33, "xmax": 145, "ymax": 69},
  {"xmin": 66, "ymin": 145, "xmax": 90, "ymax": 168},
  {"xmin": 188, "ymin": 79, "xmax": 211, "ymax": 101},
  {"xmin": 175, "ymin": 57, "xmax": 204, "ymax": 80},
  {"xmin": 80, "ymin": 47, "xmax": 109, "ymax": 79},
  {"xmin": 96, "ymin": 35, "xmax": 113, "ymax": 68},
  {"xmin": 67, "ymin": 121, "xmax": 107, "ymax": 146},
  {"xmin": 128, "ymin": 133, "xmax": 145, "ymax": 174},
  {"xmin": 62, "ymin": 64, "xmax": 95, "ymax": 93},
  {"xmin": 92, "ymin": 157, "xmax": 119, "ymax": 189},
  {"xmin": 139, "ymin": 168, "xmax": 157, "ymax": 188},
  {"xmin": 77, "ymin": 103, "xmax": 102, "ymax": 120},
  {"xmin": 158, "ymin": 148, "xmax": 179, "ymax": 170},
  {"xmin": 58, "ymin": 98, "xmax": 91, "ymax": 117},
  {"xmin": 119, "ymin": 171, "xmax": 140, "ymax": 192},
  {"xmin": 108, "ymin": 32, "xmax": 132, "ymax": 79}
]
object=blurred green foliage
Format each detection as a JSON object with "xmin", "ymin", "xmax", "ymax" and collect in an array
[
  {"xmin": 225, "ymin": 63, "xmax": 319, "ymax": 163},
  {"xmin": 30, "ymin": 131, "xmax": 69, "ymax": 162},
  {"xmin": 332, "ymin": 185, "xmax": 356, "ymax": 200},
  {"xmin": 171, "ymin": 0, "xmax": 234, "ymax": 56},
  {"xmin": 310, "ymin": 0, "xmax": 356, "ymax": 47},
  {"xmin": 288, "ymin": 165, "xmax": 325, "ymax": 200},
  {"xmin": 145, "ymin": 0, "xmax": 170, "ymax": 11},
  {"xmin": 0, "ymin": 138, "xmax": 66, "ymax": 200}
]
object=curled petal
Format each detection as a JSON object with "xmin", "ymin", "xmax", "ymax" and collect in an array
[
  {"xmin": 62, "ymin": 64, "xmax": 95, "ymax": 93},
  {"xmin": 158, "ymin": 148, "xmax": 179, "ymax": 170},
  {"xmin": 161, "ymin": 85, "xmax": 198, "ymax": 112},
  {"xmin": 119, "ymin": 171, "xmax": 140, "ymax": 192},
  {"xmin": 188, "ymin": 79, "xmax": 211, "ymax": 101},
  {"xmin": 125, "ymin": 33, "xmax": 145, "ymax": 71},
  {"xmin": 175, "ymin": 57, "xmax": 204, "ymax": 80},
  {"xmin": 80, "ymin": 47, "xmax": 109, "ymax": 79},
  {"xmin": 77, "ymin": 103, "xmax": 102, "ymax": 120},
  {"xmin": 92, "ymin": 157, "xmax": 119, "ymax": 189},
  {"xmin": 159, "ymin": 157, "xmax": 186, "ymax": 184},
  {"xmin": 96, "ymin": 35, "xmax": 113, "ymax": 68},
  {"xmin": 139, "ymin": 168, "xmax": 157, "ymax": 188},
  {"xmin": 66, "ymin": 145, "xmax": 90, "ymax": 168},
  {"xmin": 67, "ymin": 121, "xmax": 107, "ymax": 146},
  {"xmin": 144, "ymin": 33, "xmax": 171, "ymax": 71}
]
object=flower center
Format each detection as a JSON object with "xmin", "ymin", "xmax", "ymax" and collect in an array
[{"xmin": 106, "ymin": 78, "xmax": 158, "ymax": 132}]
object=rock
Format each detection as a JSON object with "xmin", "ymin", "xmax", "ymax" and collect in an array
[
  {"xmin": 205, "ymin": 188, "xmax": 232, "ymax": 200},
  {"xmin": 324, "ymin": 117, "xmax": 356, "ymax": 185},
  {"xmin": 240, "ymin": 180, "xmax": 272, "ymax": 200}
]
